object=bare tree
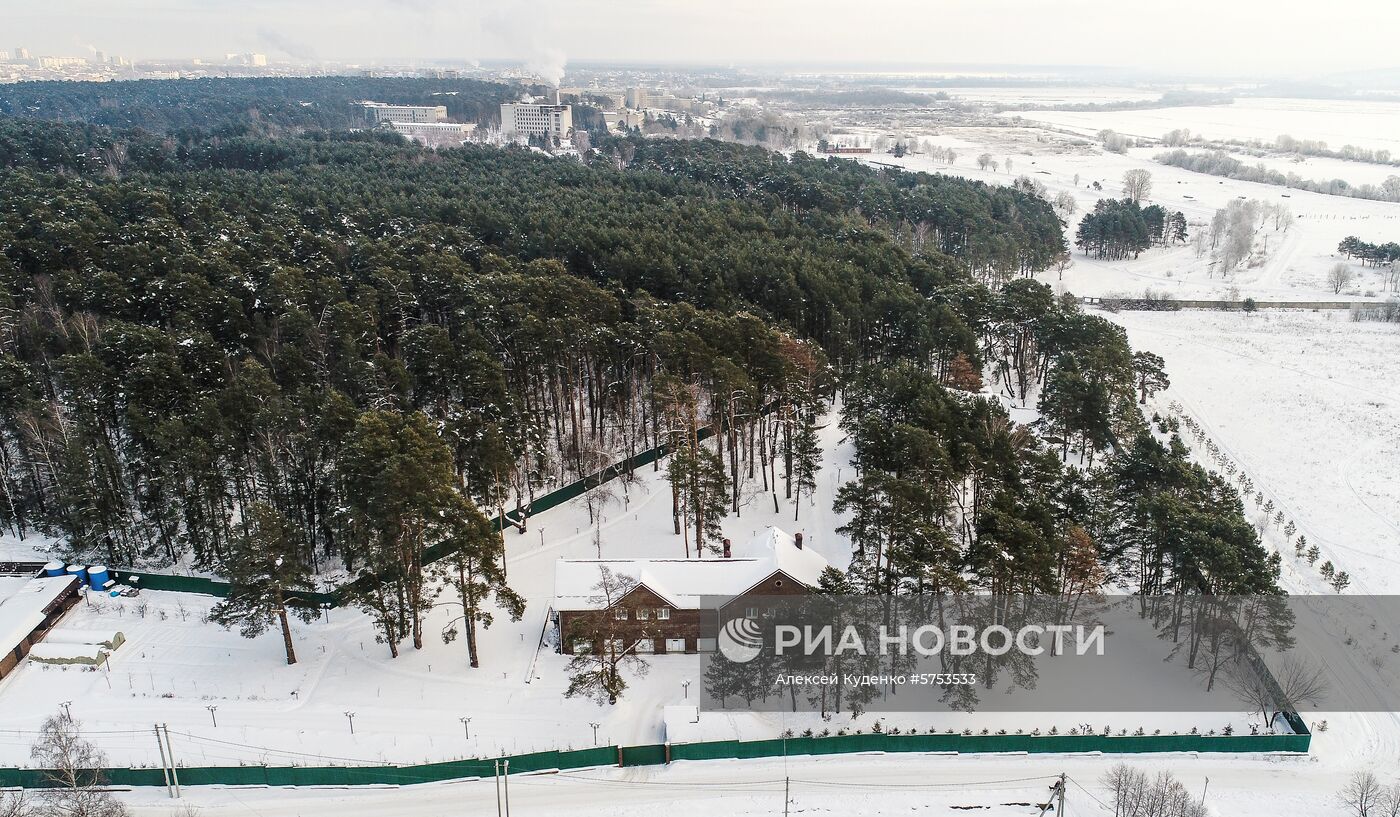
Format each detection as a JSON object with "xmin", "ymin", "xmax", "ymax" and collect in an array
[
  {"xmin": 1122, "ymin": 169, "xmax": 1153, "ymax": 202},
  {"xmin": 1224, "ymin": 654, "xmax": 1330, "ymax": 728},
  {"xmin": 1329, "ymin": 262, "xmax": 1357, "ymax": 294},
  {"xmin": 1052, "ymin": 191, "xmax": 1078, "ymax": 218},
  {"xmin": 564, "ymin": 566, "xmax": 652, "ymax": 705},
  {"xmin": 0, "ymin": 789, "xmax": 35, "ymax": 817},
  {"xmin": 976, "ymin": 152, "xmax": 992, "ymax": 171},
  {"xmin": 29, "ymin": 712, "xmax": 127, "ymax": 817},
  {"xmin": 1342, "ymin": 771, "xmax": 1385, "ymax": 817},
  {"xmin": 1101, "ymin": 763, "xmax": 1208, "ymax": 817}
]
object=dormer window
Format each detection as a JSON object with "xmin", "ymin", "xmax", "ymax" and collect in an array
[
  {"xmin": 657, "ymin": 608, "xmax": 671, "ymax": 620},
  {"xmin": 614, "ymin": 608, "xmax": 629, "ymax": 620},
  {"xmin": 637, "ymin": 608, "xmax": 651, "ymax": 621}
]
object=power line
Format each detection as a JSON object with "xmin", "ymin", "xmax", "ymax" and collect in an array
[{"xmin": 1067, "ymin": 775, "xmax": 1113, "ymax": 813}]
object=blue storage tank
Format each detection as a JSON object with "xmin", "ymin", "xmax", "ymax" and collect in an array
[
  {"xmin": 88, "ymin": 565, "xmax": 111, "ymax": 589},
  {"xmin": 44, "ymin": 561, "xmax": 65, "ymax": 577},
  {"xmin": 65, "ymin": 564, "xmax": 87, "ymax": 586}
]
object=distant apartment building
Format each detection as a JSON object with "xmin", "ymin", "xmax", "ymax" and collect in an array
[
  {"xmin": 39, "ymin": 56, "xmax": 87, "ymax": 69},
  {"xmin": 0, "ymin": 50, "xmax": 9, "ymax": 62},
  {"xmin": 625, "ymin": 87, "xmax": 649, "ymax": 109},
  {"xmin": 15, "ymin": 47, "xmax": 30, "ymax": 60},
  {"xmin": 603, "ymin": 109, "xmax": 645, "ymax": 132},
  {"xmin": 361, "ymin": 102, "xmax": 449, "ymax": 124},
  {"xmin": 500, "ymin": 103, "xmax": 573, "ymax": 140}
]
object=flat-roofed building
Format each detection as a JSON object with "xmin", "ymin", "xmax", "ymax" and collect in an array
[
  {"xmin": 500, "ymin": 103, "xmax": 572, "ymax": 141},
  {"xmin": 360, "ymin": 102, "xmax": 449, "ymax": 125}
]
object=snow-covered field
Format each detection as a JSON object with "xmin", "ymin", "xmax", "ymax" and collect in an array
[
  {"xmin": 1012, "ymin": 97, "xmax": 1400, "ymax": 156},
  {"xmin": 1113, "ymin": 308, "xmax": 1400, "ymax": 778},
  {"xmin": 848, "ymin": 127, "xmax": 1400, "ymax": 302}
]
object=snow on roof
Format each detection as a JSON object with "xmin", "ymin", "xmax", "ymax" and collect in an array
[
  {"xmin": 553, "ymin": 527, "xmax": 830, "ymax": 611},
  {"xmin": 0, "ymin": 576, "xmax": 77, "ymax": 655}
]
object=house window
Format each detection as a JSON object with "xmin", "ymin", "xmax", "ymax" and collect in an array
[
  {"xmin": 572, "ymin": 639, "xmax": 593, "ymax": 654},
  {"xmin": 635, "ymin": 638, "xmax": 655, "ymax": 654},
  {"xmin": 614, "ymin": 608, "xmax": 629, "ymax": 620},
  {"xmin": 745, "ymin": 606, "xmax": 758, "ymax": 619},
  {"xmin": 657, "ymin": 608, "xmax": 671, "ymax": 620},
  {"xmin": 637, "ymin": 608, "xmax": 651, "ymax": 621}
]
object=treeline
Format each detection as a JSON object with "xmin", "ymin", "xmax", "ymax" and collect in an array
[
  {"xmin": 1074, "ymin": 199, "xmax": 1186, "ymax": 260},
  {"xmin": 0, "ymin": 76, "xmax": 522, "ymax": 133},
  {"xmin": 829, "ymin": 312, "xmax": 1282, "ymax": 613},
  {"xmin": 616, "ymin": 138, "xmax": 1066, "ymax": 282},
  {"xmin": 1338, "ymin": 235, "xmax": 1400, "ymax": 267},
  {"xmin": 1156, "ymin": 149, "xmax": 1400, "ymax": 203}
]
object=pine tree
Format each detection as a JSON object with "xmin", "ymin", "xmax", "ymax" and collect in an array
[
  {"xmin": 1331, "ymin": 571, "xmax": 1351, "ymax": 592},
  {"xmin": 209, "ymin": 503, "xmax": 321, "ymax": 665},
  {"xmin": 434, "ymin": 503, "xmax": 524, "ymax": 668},
  {"xmin": 790, "ymin": 407, "xmax": 822, "ymax": 521},
  {"xmin": 1131, "ymin": 351, "xmax": 1170, "ymax": 404},
  {"xmin": 1320, "ymin": 560, "xmax": 1336, "ymax": 580},
  {"xmin": 1306, "ymin": 544, "xmax": 1320, "ymax": 564}
]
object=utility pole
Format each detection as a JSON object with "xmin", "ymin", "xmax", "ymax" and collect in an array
[
  {"xmin": 784, "ymin": 776, "xmax": 791, "ymax": 817},
  {"xmin": 498, "ymin": 761, "xmax": 509, "ymax": 817},
  {"xmin": 1038, "ymin": 774, "xmax": 1065, "ymax": 816},
  {"xmin": 503, "ymin": 759, "xmax": 511, "ymax": 817},
  {"xmin": 1201, "ymin": 775, "xmax": 1210, "ymax": 807},
  {"xmin": 154, "ymin": 725, "xmax": 173, "ymax": 798},
  {"xmin": 162, "ymin": 724, "xmax": 181, "ymax": 798}
]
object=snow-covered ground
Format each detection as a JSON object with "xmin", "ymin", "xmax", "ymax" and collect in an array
[
  {"xmin": 846, "ymin": 126, "xmax": 1400, "ymax": 302},
  {"xmin": 1011, "ymin": 97, "xmax": 1400, "ymax": 156},
  {"xmin": 1112, "ymin": 308, "xmax": 1400, "ymax": 774},
  {"xmin": 107, "ymin": 750, "xmax": 1345, "ymax": 816}
]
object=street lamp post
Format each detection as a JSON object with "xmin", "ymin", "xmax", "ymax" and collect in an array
[
  {"xmin": 206, "ymin": 705, "xmax": 218, "ymax": 727},
  {"xmin": 344, "ymin": 711, "xmax": 356, "ymax": 734},
  {"xmin": 589, "ymin": 722, "xmax": 600, "ymax": 745},
  {"xmin": 460, "ymin": 716, "xmax": 472, "ymax": 740},
  {"xmin": 682, "ymin": 680, "xmax": 691, "ymax": 700}
]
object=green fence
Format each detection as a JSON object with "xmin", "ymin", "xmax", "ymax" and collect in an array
[{"xmin": 0, "ymin": 725, "xmax": 1309, "ymax": 790}]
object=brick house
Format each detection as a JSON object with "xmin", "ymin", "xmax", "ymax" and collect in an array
[{"xmin": 552, "ymin": 527, "xmax": 829, "ymax": 656}]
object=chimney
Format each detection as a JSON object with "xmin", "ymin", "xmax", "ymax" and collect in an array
[
  {"xmin": 722, "ymin": 538, "xmax": 731, "ymax": 558},
  {"xmin": 794, "ymin": 533, "xmax": 804, "ymax": 550}
]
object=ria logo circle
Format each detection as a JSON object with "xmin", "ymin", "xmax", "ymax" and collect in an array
[{"xmin": 718, "ymin": 617, "xmax": 764, "ymax": 663}]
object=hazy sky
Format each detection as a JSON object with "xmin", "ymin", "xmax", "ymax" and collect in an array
[{"xmin": 10, "ymin": 0, "xmax": 1400, "ymax": 80}]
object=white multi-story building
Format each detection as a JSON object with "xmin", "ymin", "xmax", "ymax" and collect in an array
[
  {"xmin": 500, "ymin": 103, "xmax": 572, "ymax": 141},
  {"xmin": 360, "ymin": 102, "xmax": 449, "ymax": 125}
]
